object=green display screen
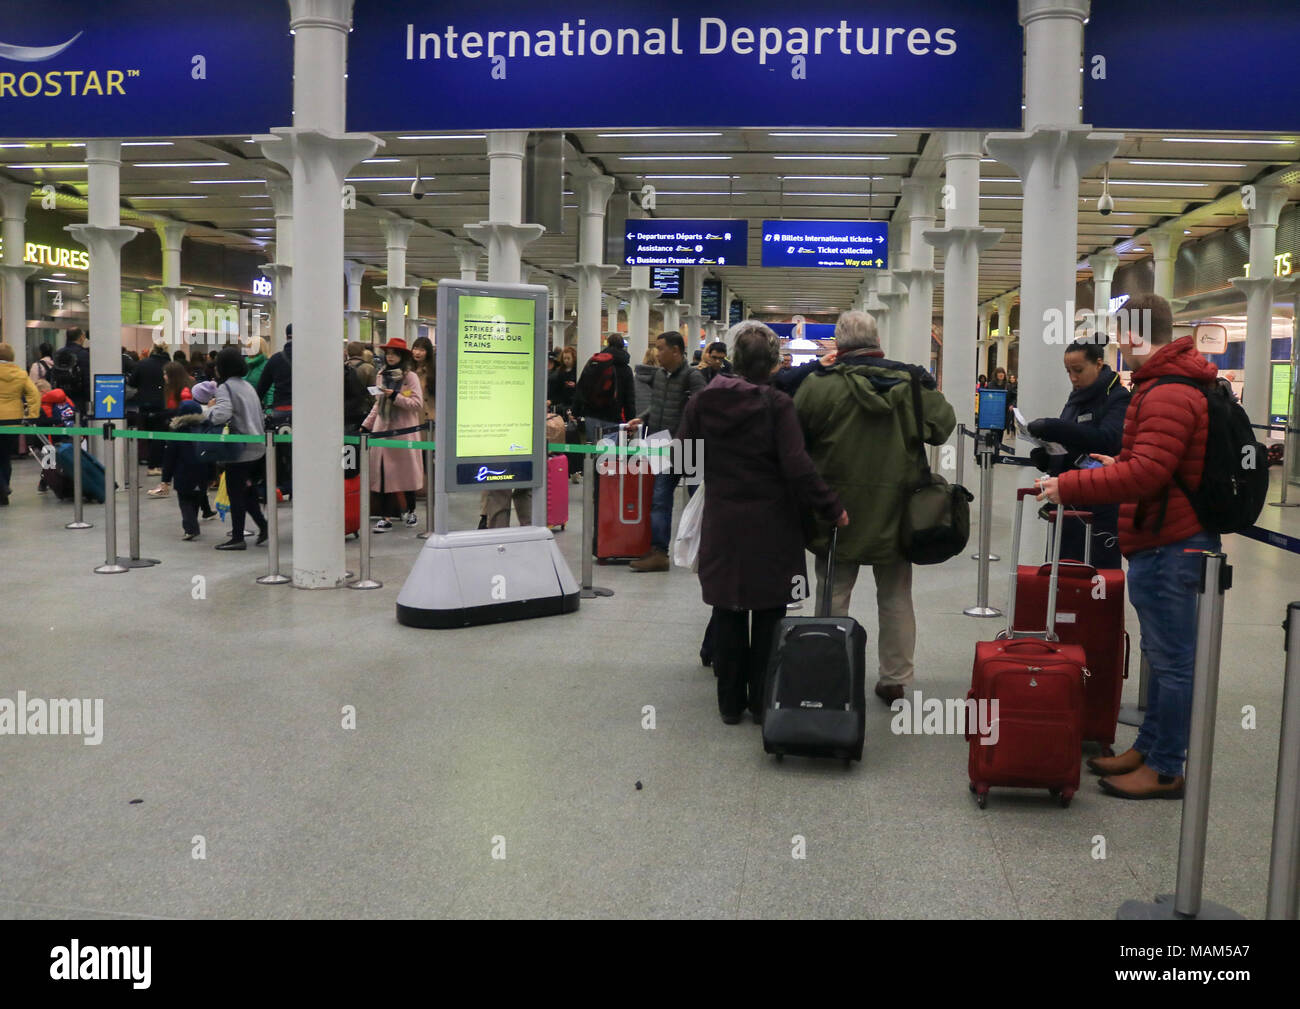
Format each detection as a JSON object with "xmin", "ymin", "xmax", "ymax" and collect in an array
[
  {"xmin": 455, "ymin": 294, "xmax": 535, "ymax": 458},
  {"xmin": 1271, "ymin": 363, "xmax": 1293, "ymax": 423}
]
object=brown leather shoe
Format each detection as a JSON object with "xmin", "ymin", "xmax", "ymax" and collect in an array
[
  {"xmin": 1087, "ymin": 747, "xmax": 1145, "ymax": 776},
  {"xmin": 629, "ymin": 548, "xmax": 669, "ymax": 572},
  {"xmin": 1099, "ymin": 765, "xmax": 1184, "ymax": 800},
  {"xmin": 874, "ymin": 682, "xmax": 905, "ymax": 706}
]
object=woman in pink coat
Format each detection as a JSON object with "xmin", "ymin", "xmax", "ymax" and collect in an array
[{"xmin": 361, "ymin": 337, "xmax": 424, "ymax": 531}]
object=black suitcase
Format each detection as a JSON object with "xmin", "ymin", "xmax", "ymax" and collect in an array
[{"xmin": 761, "ymin": 527, "xmax": 867, "ymax": 764}]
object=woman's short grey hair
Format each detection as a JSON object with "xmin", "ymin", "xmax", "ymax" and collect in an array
[
  {"xmin": 727, "ymin": 320, "xmax": 780, "ymax": 382},
  {"xmin": 834, "ymin": 310, "xmax": 881, "ymax": 352}
]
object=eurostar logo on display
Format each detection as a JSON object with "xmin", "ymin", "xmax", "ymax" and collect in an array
[
  {"xmin": 347, "ymin": 1, "xmax": 1022, "ymax": 131},
  {"xmin": 761, "ymin": 220, "xmax": 888, "ymax": 269},
  {"xmin": 0, "ymin": 1, "xmax": 291, "ymax": 138}
]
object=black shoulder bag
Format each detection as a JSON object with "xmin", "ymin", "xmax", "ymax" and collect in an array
[{"xmin": 899, "ymin": 371, "xmax": 973, "ymax": 565}]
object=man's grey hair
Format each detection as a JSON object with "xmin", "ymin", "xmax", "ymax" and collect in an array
[
  {"xmin": 727, "ymin": 320, "xmax": 780, "ymax": 382},
  {"xmin": 834, "ymin": 310, "xmax": 881, "ymax": 353}
]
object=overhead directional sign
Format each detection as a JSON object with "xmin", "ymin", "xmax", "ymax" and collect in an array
[
  {"xmin": 347, "ymin": 1, "xmax": 1023, "ymax": 131},
  {"xmin": 0, "ymin": 1, "xmax": 291, "ymax": 138},
  {"xmin": 625, "ymin": 220, "xmax": 748, "ymax": 267},
  {"xmin": 93, "ymin": 374, "xmax": 125, "ymax": 420},
  {"xmin": 761, "ymin": 220, "xmax": 888, "ymax": 269}
]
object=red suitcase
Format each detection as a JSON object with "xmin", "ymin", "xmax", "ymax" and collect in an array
[
  {"xmin": 967, "ymin": 489, "xmax": 1087, "ymax": 809},
  {"xmin": 547, "ymin": 455, "xmax": 569, "ymax": 531},
  {"xmin": 594, "ymin": 465, "xmax": 653, "ymax": 562},
  {"xmin": 344, "ymin": 474, "xmax": 360, "ymax": 537},
  {"xmin": 1011, "ymin": 507, "xmax": 1129, "ymax": 753}
]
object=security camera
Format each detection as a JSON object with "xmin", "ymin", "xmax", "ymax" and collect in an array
[
  {"xmin": 1098, "ymin": 192, "xmax": 1115, "ymax": 216},
  {"xmin": 410, "ymin": 159, "xmax": 426, "ymax": 200}
]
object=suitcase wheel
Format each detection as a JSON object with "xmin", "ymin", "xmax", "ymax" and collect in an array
[
  {"xmin": 1060, "ymin": 788, "xmax": 1074, "ymax": 809},
  {"xmin": 968, "ymin": 783, "xmax": 977, "ymax": 793},
  {"xmin": 973, "ymin": 783, "xmax": 989, "ymax": 809}
]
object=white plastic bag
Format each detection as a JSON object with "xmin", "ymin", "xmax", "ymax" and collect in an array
[{"xmin": 672, "ymin": 480, "xmax": 705, "ymax": 571}]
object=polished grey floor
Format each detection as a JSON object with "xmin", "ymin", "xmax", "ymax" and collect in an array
[{"xmin": 0, "ymin": 450, "xmax": 1296, "ymax": 919}]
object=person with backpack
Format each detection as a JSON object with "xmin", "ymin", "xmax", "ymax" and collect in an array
[
  {"xmin": 51, "ymin": 329, "xmax": 90, "ymax": 414},
  {"xmin": 1036, "ymin": 293, "xmax": 1263, "ymax": 800},
  {"xmin": 574, "ymin": 333, "xmax": 636, "ymax": 440},
  {"xmin": 163, "ymin": 400, "xmax": 217, "ymax": 539},
  {"xmin": 206, "ymin": 346, "xmax": 268, "ymax": 550},
  {"xmin": 28, "ymin": 343, "xmax": 54, "ymax": 385}
]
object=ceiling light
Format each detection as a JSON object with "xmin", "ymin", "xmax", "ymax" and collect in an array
[
  {"xmin": 619, "ymin": 156, "xmax": 733, "ymax": 161},
  {"xmin": 363, "ymin": 158, "xmax": 400, "ymax": 164},
  {"xmin": 130, "ymin": 195, "xmax": 208, "ymax": 200},
  {"xmin": 190, "ymin": 179, "xmax": 264, "ymax": 184},
  {"xmin": 1126, "ymin": 160, "xmax": 1247, "ymax": 168},
  {"xmin": 981, "ymin": 178, "xmax": 1021, "ymax": 184},
  {"xmin": 121, "ymin": 141, "xmax": 173, "ymax": 147},
  {"xmin": 980, "ymin": 195, "xmax": 1023, "ymax": 200},
  {"xmin": 654, "ymin": 191, "xmax": 747, "ymax": 196},
  {"xmin": 1101, "ymin": 179, "xmax": 1209, "ymax": 187},
  {"xmin": 768, "ymin": 132, "xmax": 896, "ymax": 138},
  {"xmin": 376, "ymin": 192, "xmax": 463, "ymax": 197},
  {"xmin": 345, "ymin": 176, "xmax": 417, "ymax": 182},
  {"xmin": 773, "ymin": 155, "xmax": 888, "ymax": 161},
  {"xmin": 783, "ymin": 192, "xmax": 886, "ymax": 198},
  {"xmin": 51, "ymin": 272, "xmax": 66, "ymax": 277},
  {"xmin": 5, "ymin": 162, "xmax": 83, "ymax": 169},
  {"xmin": 135, "ymin": 161, "xmax": 228, "ymax": 167},
  {"xmin": 598, "ymin": 132, "xmax": 723, "ymax": 138},
  {"xmin": 396, "ymin": 134, "xmax": 485, "ymax": 140},
  {"xmin": 641, "ymin": 174, "xmax": 736, "ymax": 180},
  {"xmin": 45, "ymin": 278, "xmax": 78, "ymax": 285},
  {"xmin": 780, "ymin": 175, "xmax": 884, "ymax": 181},
  {"xmin": 1161, "ymin": 137, "xmax": 1295, "ymax": 145}
]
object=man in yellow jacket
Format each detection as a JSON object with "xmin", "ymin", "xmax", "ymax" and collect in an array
[{"xmin": 0, "ymin": 343, "xmax": 40, "ymax": 506}]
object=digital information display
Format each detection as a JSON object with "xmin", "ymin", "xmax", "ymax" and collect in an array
[
  {"xmin": 700, "ymin": 279, "xmax": 723, "ymax": 321},
  {"xmin": 1271, "ymin": 363, "xmax": 1293, "ymax": 426},
  {"xmin": 729, "ymin": 299, "xmax": 743, "ymax": 326},
  {"xmin": 977, "ymin": 388, "xmax": 1008, "ymax": 431},
  {"xmin": 436, "ymin": 281, "xmax": 548, "ymax": 496},
  {"xmin": 652, "ymin": 266, "xmax": 683, "ymax": 298},
  {"xmin": 761, "ymin": 220, "xmax": 889, "ymax": 269},
  {"xmin": 624, "ymin": 219, "xmax": 748, "ymax": 267}
]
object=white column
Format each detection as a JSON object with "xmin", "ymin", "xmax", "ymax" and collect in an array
[
  {"xmin": 548, "ymin": 274, "xmax": 569, "ymax": 349},
  {"xmin": 65, "ymin": 141, "xmax": 142, "ymax": 397},
  {"xmin": 986, "ymin": 0, "xmax": 1120, "ymax": 443},
  {"xmin": 344, "ymin": 260, "xmax": 367, "ymax": 347},
  {"xmin": 1088, "ymin": 249, "xmax": 1120, "ymax": 368},
  {"xmin": 374, "ymin": 217, "xmax": 417, "ymax": 343},
  {"xmin": 454, "ymin": 242, "xmax": 481, "ymax": 282},
  {"xmin": 407, "ymin": 282, "xmax": 423, "ymax": 342},
  {"xmin": 568, "ymin": 173, "xmax": 617, "ymax": 364},
  {"xmin": 895, "ymin": 178, "xmax": 941, "ymax": 369},
  {"xmin": 1149, "ymin": 227, "xmax": 1183, "ymax": 302},
  {"xmin": 604, "ymin": 292, "xmax": 621, "ymax": 335},
  {"xmin": 260, "ymin": 179, "xmax": 294, "ymax": 347},
  {"xmin": 993, "ymin": 292, "xmax": 1017, "ymax": 374},
  {"xmin": 465, "ymin": 131, "xmax": 545, "ymax": 287},
  {"xmin": 150, "ymin": 220, "xmax": 190, "ymax": 352},
  {"xmin": 1232, "ymin": 184, "xmax": 1289, "ymax": 428},
  {"xmin": 257, "ymin": 0, "xmax": 380, "ymax": 589},
  {"xmin": 621, "ymin": 264, "xmax": 658, "ymax": 364},
  {"xmin": 0, "ymin": 182, "xmax": 36, "ymax": 370},
  {"xmin": 924, "ymin": 132, "xmax": 1003, "ymax": 434},
  {"xmin": 656, "ymin": 299, "xmax": 681, "ymax": 337},
  {"xmin": 680, "ymin": 267, "xmax": 705, "ymax": 348},
  {"xmin": 876, "ymin": 277, "xmax": 906, "ymax": 359}
]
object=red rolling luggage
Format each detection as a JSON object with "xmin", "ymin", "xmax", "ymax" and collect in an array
[
  {"xmin": 1012, "ymin": 506, "xmax": 1128, "ymax": 753},
  {"xmin": 547, "ymin": 455, "xmax": 569, "ymax": 531},
  {"xmin": 344, "ymin": 474, "xmax": 360, "ymax": 537},
  {"xmin": 967, "ymin": 489, "xmax": 1087, "ymax": 809},
  {"xmin": 594, "ymin": 465, "xmax": 652, "ymax": 562}
]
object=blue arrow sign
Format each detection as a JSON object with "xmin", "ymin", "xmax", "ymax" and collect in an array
[{"xmin": 94, "ymin": 374, "xmax": 125, "ymax": 420}]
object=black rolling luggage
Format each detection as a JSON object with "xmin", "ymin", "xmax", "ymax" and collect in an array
[{"xmin": 761, "ymin": 527, "xmax": 867, "ymax": 764}]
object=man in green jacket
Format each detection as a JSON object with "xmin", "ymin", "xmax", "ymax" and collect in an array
[{"xmin": 794, "ymin": 311, "xmax": 956, "ymax": 704}]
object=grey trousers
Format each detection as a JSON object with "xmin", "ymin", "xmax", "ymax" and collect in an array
[
  {"xmin": 485, "ymin": 488, "xmax": 533, "ymax": 528},
  {"xmin": 813, "ymin": 554, "xmax": 916, "ymax": 687}
]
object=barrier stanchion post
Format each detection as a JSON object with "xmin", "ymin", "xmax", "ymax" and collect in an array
[
  {"xmin": 419, "ymin": 421, "xmax": 434, "ymax": 540},
  {"xmin": 1118, "ymin": 551, "xmax": 1243, "ymax": 920},
  {"xmin": 65, "ymin": 411, "xmax": 91, "ymax": 530},
  {"xmin": 1267, "ymin": 601, "xmax": 1300, "ymax": 920},
  {"xmin": 963, "ymin": 433, "xmax": 1001, "ymax": 618},
  {"xmin": 970, "ymin": 431, "xmax": 1000, "ymax": 562},
  {"xmin": 257, "ymin": 430, "xmax": 290, "ymax": 585},
  {"xmin": 580, "ymin": 446, "xmax": 613, "ymax": 599},
  {"xmin": 94, "ymin": 423, "xmax": 127, "ymax": 575},
  {"xmin": 349, "ymin": 431, "xmax": 382, "ymax": 590},
  {"xmin": 118, "ymin": 432, "xmax": 159, "ymax": 568},
  {"xmin": 955, "ymin": 424, "xmax": 966, "ymax": 491}
]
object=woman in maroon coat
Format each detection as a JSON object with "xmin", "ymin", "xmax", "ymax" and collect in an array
[{"xmin": 676, "ymin": 322, "xmax": 847, "ymax": 725}]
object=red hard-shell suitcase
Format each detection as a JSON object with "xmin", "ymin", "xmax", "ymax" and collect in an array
[
  {"xmin": 967, "ymin": 488, "xmax": 1087, "ymax": 809},
  {"xmin": 344, "ymin": 474, "xmax": 360, "ymax": 537},
  {"xmin": 547, "ymin": 455, "xmax": 569, "ymax": 530},
  {"xmin": 594, "ymin": 466, "xmax": 652, "ymax": 561},
  {"xmin": 1012, "ymin": 508, "xmax": 1128, "ymax": 753}
]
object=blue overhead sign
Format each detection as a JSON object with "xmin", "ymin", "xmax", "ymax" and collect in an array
[
  {"xmin": 347, "ymin": 1, "xmax": 1023, "ymax": 132},
  {"xmin": 1084, "ymin": 0, "xmax": 1300, "ymax": 130},
  {"xmin": 0, "ymin": 1, "xmax": 291, "ymax": 139},
  {"xmin": 761, "ymin": 220, "xmax": 889, "ymax": 269},
  {"xmin": 625, "ymin": 220, "xmax": 748, "ymax": 267},
  {"xmin": 93, "ymin": 374, "xmax": 125, "ymax": 420}
]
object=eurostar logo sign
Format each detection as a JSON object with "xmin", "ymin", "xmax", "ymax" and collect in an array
[{"xmin": 0, "ymin": 32, "xmax": 82, "ymax": 63}]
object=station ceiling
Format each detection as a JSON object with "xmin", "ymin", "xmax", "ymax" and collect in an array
[{"xmin": 6, "ymin": 128, "xmax": 1300, "ymax": 317}]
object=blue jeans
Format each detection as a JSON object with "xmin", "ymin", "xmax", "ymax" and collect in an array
[
  {"xmin": 650, "ymin": 471, "xmax": 697, "ymax": 552},
  {"xmin": 1126, "ymin": 533, "xmax": 1220, "ymax": 777}
]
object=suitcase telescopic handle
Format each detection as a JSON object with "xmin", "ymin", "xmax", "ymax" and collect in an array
[
  {"xmin": 1005, "ymin": 485, "xmax": 1065, "ymax": 642},
  {"xmin": 822, "ymin": 525, "xmax": 839, "ymax": 619}
]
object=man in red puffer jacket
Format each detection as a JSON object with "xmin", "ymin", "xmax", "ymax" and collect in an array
[{"xmin": 1037, "ymin": 293, "xmax": 1218, "ymax": 801}]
